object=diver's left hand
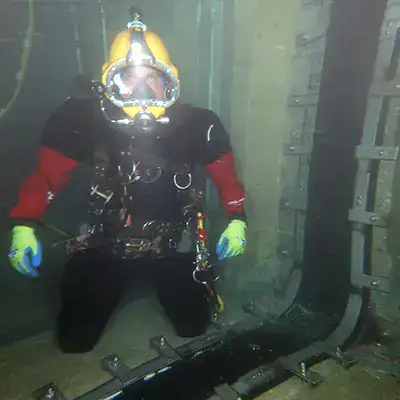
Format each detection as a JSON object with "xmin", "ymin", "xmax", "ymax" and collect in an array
[{"xmin": 216, "ymin": 220, "xmax": 247, "ymax": 261}]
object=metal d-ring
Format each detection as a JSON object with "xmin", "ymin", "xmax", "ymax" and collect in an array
[
  {"xmin": 173, "ymin": 172, "xmax": 192, "ymax": 190},
  {"xmin": 192, "ymin": 267, "xmax": 207, "ymax": 285}
]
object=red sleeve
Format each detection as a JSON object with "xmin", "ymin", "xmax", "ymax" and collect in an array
[
  {"xmin": 9, "ymin": 146, "xmax": 79, "ymax": 221},
  {"xmin": 205, "ymin": 152, "xmax": 245, "ymax": 217}
]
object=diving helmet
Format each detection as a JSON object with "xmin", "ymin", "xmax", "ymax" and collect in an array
[{"xmin": 100, "ymin": 8, "xmax": 180, "ymax": 134}]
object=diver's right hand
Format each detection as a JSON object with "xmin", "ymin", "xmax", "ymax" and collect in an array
[{"xmin": 8, "ymin": 226, "xmax": 42, "ymax": 278}]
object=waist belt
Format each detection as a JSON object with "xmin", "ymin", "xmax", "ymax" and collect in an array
[{"xmin": 53, "ymin": 221, "xmax": 186, "ymax": 260}]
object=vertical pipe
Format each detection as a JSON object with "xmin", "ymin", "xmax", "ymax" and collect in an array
[
  {"xmin": 98, "ymin": 0, "xmax": 108, "ymax": 62},
  {"xmin": 70, "ymin": 4, "xmax": 83, "ymax": 75}
]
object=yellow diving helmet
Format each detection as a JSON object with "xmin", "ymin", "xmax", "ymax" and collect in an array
[{"xmin": 101, "ymin": 9, "xmax": 180, "ymax": 132}]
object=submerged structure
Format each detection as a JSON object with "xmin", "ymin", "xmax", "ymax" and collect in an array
[{"xmin": 1, "ymin": 0, "xmax": 400, "ymax": 399}]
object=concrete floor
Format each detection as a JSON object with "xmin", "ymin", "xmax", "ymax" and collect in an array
[
  {"xmin": 258, "ymin": 359, "xmax": 400, "ymax": 400},
  {"xmin": 0, "ymin": 296, "xmax": 193, "ymax": 400},
  {"xmin": 0, "ymin": 291, "xmax": 251, "ymax": 400},
  {"xmin": 1, "ymin": 294, "xmax": 400, "ymax": 400}
]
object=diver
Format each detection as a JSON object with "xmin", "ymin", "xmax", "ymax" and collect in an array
[{"xmin": 7, "ymin": 9, "xmax": 247, "ymax": 353}]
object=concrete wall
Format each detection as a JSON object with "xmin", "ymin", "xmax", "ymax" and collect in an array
[{"xmin": 227, "ymin": 0, "xmax": 302, "ymax": 289}]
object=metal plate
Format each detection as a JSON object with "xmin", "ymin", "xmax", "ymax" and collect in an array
[
  {"xmin": 280, "ymin": 195, "xmax": 307, "ymax": 211},
  {"xmin": 283, "ymin": 143, "xmax": 312, "ymax": 155},
  {"xmin": 288, "ymin": 93, "xmax": 319, "ymax": 107}
]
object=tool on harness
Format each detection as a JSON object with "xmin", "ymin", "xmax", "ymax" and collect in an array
[{"xmin": 193, "ymin": 212, "xmax": 224, "ymax": 313}]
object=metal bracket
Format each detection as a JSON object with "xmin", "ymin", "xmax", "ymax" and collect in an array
[
  {"xmin": 101, "ymin": 354, "xmax": 135, "ymax": 384},
  {"xmin": 351, "ymin": 271, "xmax": 391, "ymax": 293},
  {"xmin": 283, "ymin": 143, "xmax": 312, "ymax": 155},
  {"xmin": 356, "ymin": 145, "xmax": 399, "ymax": 161},
  {"xmin": 288, "ymin": 93, "xmax": 319, "ymax": 107},
  {"xmin": 32, "ymin": 383, "xmax": 66, "ymax": 400},
  {"xmin": 280, "ymin": 197, "xmax": 307, "ymax": 211},
  {"xmin": 348, "ymin": 209, "xmax": 388, "ymax": 227},
  {"xmin": 278, "ymin": 358, "xmax": 324, "ymax": 387},
  {"xmin": 312, "ymin": 343, "xmax": 357, "ymax": 369},
  {"xmin": 150, "ymin": 336, "xmax": 182, "ymax": 361},
  {"xmin": 213, "ymin": 383, "xmax": 242, "ymax": 400}
]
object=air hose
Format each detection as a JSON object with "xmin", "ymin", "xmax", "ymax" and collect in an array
[{"xmin": 0, "ymin": 0, "xmax": 34, "ymax": 121}]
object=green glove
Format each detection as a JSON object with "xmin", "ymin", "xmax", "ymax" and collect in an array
[
  {"xmin": 216, "ymin": 219, "xmax": 247, "ymax": 260},
  {"xmin": 8, "ymin": 226, "xmax": 42, "ymax": 278}
]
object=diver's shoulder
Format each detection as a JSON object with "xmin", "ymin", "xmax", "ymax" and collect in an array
[
  {"xmin": 185, "ymin": 106, "xmax": 222, "ymax": 124},
  {"xmin": 50, "ymin": 96, "xmax": 97, "ymax": 120}
]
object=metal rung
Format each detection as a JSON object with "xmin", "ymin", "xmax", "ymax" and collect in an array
[
  {"xmin": 348, "ymin": 210, "xmax": 388, "ymax": 227},
  {"xmin": 32, "ymin": 383, "xmax": 66, "ymax": 400},
  {"xmin": 288, "ymin": 93, "xmax": 319, "ymax": 107},
  {"xmin": 283, "ymin": 143, "xmax": 312, "ymax": 155},
  {"xmin": 278, "ymin": 358, "xmax": 324, "ymax": 387},
  {"xmin": 356, "ymin": 145, "xmax": 399, "ymax": 161},
  {"xmin": 351, "ymin": 273, "xmax": 391, "ymax": 293}
]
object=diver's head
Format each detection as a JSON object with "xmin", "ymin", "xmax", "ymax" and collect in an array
[{"xmin": 100, "ymin": 9, "xmax": 180, "ymax": 134}]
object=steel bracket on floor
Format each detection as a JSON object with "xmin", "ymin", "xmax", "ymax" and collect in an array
[
  {"xmin": 278, "ymin": 357, "xmax": 324, "ymax": 387},
  {"xmin": 101, "ymin": 354, "xmax": 135, "ymax": 384},
  {"xmin": 348, "ymin": 209, "xmax": 388, "ymax": 227},
  {"xmin": 355, "ymin": 145, "xmax": 399, "ymax": 161},
  {"xmin": 312, "ymin": 342, "xmax": 357, "ymax": 369},
  {"xmin": 32, "ymin": 383, "xmax": 66, "ymax": 400},
  {"xmin": 150, "ymin": 336, "xmax": 182, "ymax": 362}
]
